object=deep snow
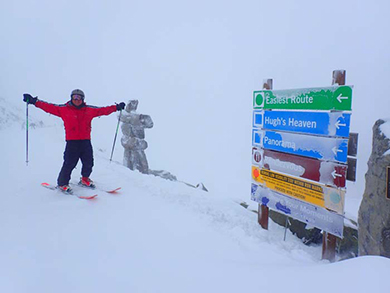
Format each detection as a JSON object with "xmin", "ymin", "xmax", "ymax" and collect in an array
[
  {"xmin": 1, "ymin": 103, "xmax": 390, "ymax": 293},
  {"xmin": 1, "ymin": 0, "xmax": 390, "ymax": 291}
]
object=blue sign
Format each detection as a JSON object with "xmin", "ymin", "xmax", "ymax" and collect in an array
[
  {"xmin": 253, "ymin": 111, "xmax": 263, "ymax": 128},
  {"xmin": 251, "ymin": 183, "xmax": 344, "ymax": 238},
  {"xmin": 253, "ymin": 110, "xmax": 351, "ymax": 138},
  {"xmin": 252, "ymin": 129, "xmax": 262, "ymax": 147},
  {"xmin": 258, "ymin": 130, "xmax": 348, "ymax": 163}
]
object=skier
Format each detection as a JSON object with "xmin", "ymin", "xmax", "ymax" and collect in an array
[{"xmin": 23, "ymin": 89, "xmax": 126, "ymax": 193}]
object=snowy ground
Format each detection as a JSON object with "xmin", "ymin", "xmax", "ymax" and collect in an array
[
  {"xmin": 1, "ymin": 108, "xmax": 390, "ymax": 293},
  {"xmin": 2, "ymin": 0, "xmax": 390, "ymax": 291}
]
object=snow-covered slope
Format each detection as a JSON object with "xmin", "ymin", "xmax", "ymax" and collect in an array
[
  {"xmin": 0, "ymin": 96, "xmax": 45, "ymax": 130},
  {"xmin": 1, "ymin": 103, "xmax": 390, "ymax": 293}
]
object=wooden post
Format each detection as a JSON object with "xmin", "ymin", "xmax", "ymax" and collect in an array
[
  {"xmin": 258, "ymin": 201, "xmax": 269, "ymax": 229},
  {"xmin": 322, "ymin": 232, "xmax": 337, "ymax": 261},
  {"xmin": 332, "ymin": 70, "xmax": 346, "ymax": 86},
  {"xmin": 322, "ymin": 70, "xmax": 345, "ymax": 262},
  {"xmin": 262, "ymin": 79, "xmax": 273, "ymax": 90},
  {"xmin": 258, "ymin": 79, "xmax": 272, "ymax": 230}
]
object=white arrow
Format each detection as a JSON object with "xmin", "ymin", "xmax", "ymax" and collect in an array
[
  {"xmin": 335, "ymin": 120, "xmax": 347, "ymax": 129},
  {"xmin": 336, "ymin": 93, "xmax": 349, "ymax": 103},
  {"xmin": 332, "ymin": 146, "xmax": 343, "ymax": 155},
  {"xmin": 331, "ymin": 170, "xmax": 343, "ymax": 179}
]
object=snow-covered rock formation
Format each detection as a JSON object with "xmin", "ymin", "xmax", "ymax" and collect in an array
[
  {"xmin": 120, "ymin": 100, "xmax": 153, "ymax": 174},
  {"xmin": 359, "ymin": 119, "xmax": 390, "ymax": 257}
]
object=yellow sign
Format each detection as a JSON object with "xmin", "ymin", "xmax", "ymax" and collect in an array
[{"xmin": 252, "ymin": 166, "xmax": 344, "ymax": 214}]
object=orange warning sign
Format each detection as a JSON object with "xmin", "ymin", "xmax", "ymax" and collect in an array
[{"xmin": 252, "ymin": 166, "xmax": 344, "ymax": 214}]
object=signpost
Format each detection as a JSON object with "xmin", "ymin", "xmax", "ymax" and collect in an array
[
  {"xmin": 253, "ymin": 110, "xmax": 351, "ymax": 138},
  {"xmin": 252, "ymin": 166, "xmax": 345, "ymax": 214},
  {"xmin": 251, "ymin": 183, "xmax": 344, "ymax": 238},
  {"xmin": 253, "ymin": 85, "xmax": 352, "ymax": 111},
  {"xmin": 251, "ymin": 71, "xmax": 355, "ymax": 261},
  {"xmin": 254, "ymin": 130, "xmax": 349, "ymax": 163},
  {"xmin": 252, "ymin": 148, "xmax": 347, "ymax": 188}
]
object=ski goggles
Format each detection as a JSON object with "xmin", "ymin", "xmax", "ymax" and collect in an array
[{"xmin": 72, "ymin": 94, "xmax": 83, "ymax": 100}]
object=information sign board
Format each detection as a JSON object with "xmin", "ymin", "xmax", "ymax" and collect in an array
[
  {"xmin": 251, "ymin": 183, "xmax": 344, "ymax": 238},
  {"xmin": 253, "ymin": 130, "xmax": 348, "ymax": 164},
  {"xmin": 252, "ymin": 166, "xmax": 345, "ymax": 214},
  {"xmin": 253, "ymin": 85, "xmax": 352, "ymax": 111},
  {"xmin": 253, "ymin": 110, "xmax": 351, "ymax": 138},
  {"xmin": 252, "ymin": 148, "xmax": 347, "ymax": 188}
]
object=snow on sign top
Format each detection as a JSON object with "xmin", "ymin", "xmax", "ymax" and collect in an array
[{"xmin": 253, "ymin": 85, "xmax": 353, "ymax": 111}]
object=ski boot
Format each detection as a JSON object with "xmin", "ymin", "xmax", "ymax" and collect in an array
[
  {"xmin": 57, "ymin": 185, "xmax": 73, "ymax": 194},
  {"xmin": 79, "ymin": 177, "xmax": 96, "ymax": 189}
]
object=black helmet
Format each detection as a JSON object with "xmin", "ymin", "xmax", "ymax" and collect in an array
[{"xmin": 71, "ymin": 89, "xmax": 85, "ymax": 99}]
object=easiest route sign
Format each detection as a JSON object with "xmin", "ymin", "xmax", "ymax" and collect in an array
[
  {"xmin": 252, "ymin": 148, "xmax": 347, "ymax": 188},
  {"xmin": 252, "ymin": 129, "xmax": 348, "ymax": 163},
  {"xmin": 253, "ymin": 110, "xmax": 351, "ymax": 138},
  {"xmin": 251, "ymin": 183, "xmax": 344, "ymax": 238},
  {"xmin": 253, "ymin": 85, "xmax": 352, "ymax": 111}
]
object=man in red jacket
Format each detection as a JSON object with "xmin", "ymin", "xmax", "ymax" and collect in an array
[{"xmin": 23, "ymin": 89, "xmax": 125, "ymax": 193}]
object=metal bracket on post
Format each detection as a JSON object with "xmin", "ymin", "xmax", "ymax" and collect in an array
[{"xmin": 258, "ymin": 78, "xmax": 272, "ymax": 230}]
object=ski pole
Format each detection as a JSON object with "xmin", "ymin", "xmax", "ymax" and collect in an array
[
  {"xmin": 26, "ymin": 97, "xmax": 29, "ymax": 166},
  {"xmin": 110, "ymin": 110, "xmax": 122, "ymax": 162}
]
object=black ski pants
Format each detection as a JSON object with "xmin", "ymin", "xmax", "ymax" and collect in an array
[{"xmin": 57, "ymin": 140, "xmax": 94, "ymax": 186}]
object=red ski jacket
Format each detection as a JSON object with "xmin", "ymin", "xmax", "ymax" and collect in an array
[{"xmin": 35, "ymin": 100, "xmax": 117, "ymax": 141}]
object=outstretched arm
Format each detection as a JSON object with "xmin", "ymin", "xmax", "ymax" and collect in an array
[
  {"xmin": 23, "ymin": 93, "xmax": 62, "ymax": 117},
  {"xmin": 89, "ymin": 102, "xmax": 125, "ymax": 118}
]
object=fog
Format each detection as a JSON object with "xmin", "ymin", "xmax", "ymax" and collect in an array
[{"xmin": 2, "ymin": 0, "xmax": 390, "ymax": 206}]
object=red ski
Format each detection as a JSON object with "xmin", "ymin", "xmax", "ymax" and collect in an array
[
  {"xmin": 105, "ymin": 187, "xmax": 121, "ymax": 194},
  {"xmin": 41, "ymin": 183, "xmax": 98, "ymax": 200},
  {"xmin": 74, "ymin": 183, "xmax": 121, "ymax": 194}
]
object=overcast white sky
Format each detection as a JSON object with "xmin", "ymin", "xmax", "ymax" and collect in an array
[{"xmin": 1, "ymin": 0, "xmax": 390, "ymax": 203}]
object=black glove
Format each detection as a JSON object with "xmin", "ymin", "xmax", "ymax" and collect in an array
[
  {"xmin": 23, "ymin": 93, "xmax": 38, "ymax": 105},
  {"xmin": 116, "ymin": 102, "xmax": 125, "ymax": 111}
]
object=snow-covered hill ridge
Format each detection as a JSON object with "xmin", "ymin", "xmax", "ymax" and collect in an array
[{"xmin": 0, "ymin": 96, "xmax": 56, "ymax": 130}]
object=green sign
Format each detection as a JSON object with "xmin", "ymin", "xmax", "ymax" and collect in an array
[{"xmin": 253, "ymin": 85, "xmax": 353, "ymax": 111}]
